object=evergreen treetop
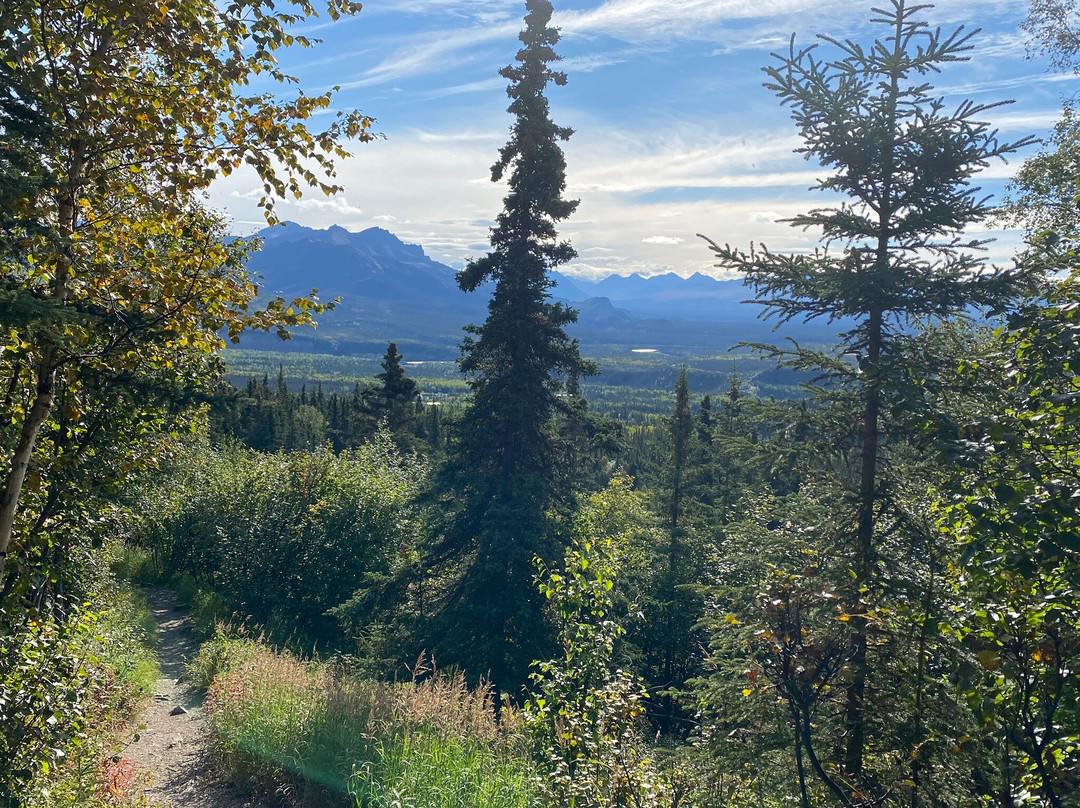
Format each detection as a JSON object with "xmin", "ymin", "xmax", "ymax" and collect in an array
[{"xmin": 422, "ymin": 0, "xmax": 594, "ymax": 696}]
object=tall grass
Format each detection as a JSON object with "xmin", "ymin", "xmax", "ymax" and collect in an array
[{"xmin": 198, "ymin": 638, "xmax": 541, "ymax": 808}]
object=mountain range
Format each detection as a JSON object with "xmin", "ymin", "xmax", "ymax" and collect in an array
[{"xmin": 236, "ymin": 223, "xmax": 842, "ymax": 359}]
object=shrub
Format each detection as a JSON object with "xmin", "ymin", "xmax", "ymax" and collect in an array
[
  {"xmin": 526, "ymin": 477, "xmax": 667, "ymax": 808},
  {"xmin": 0, "ymin": 586, "xmax": 158, "ymax": 808},
  {"xmin": 125, "ymin": 434, "xmax": 426, "ymax": 648}
]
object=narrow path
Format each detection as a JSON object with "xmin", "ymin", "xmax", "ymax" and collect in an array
[{"xmin": 123, "ymin": 588, "xmax": 252, "ymax": 808}]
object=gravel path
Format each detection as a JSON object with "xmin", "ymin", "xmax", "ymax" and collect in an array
[{"xmin": 123, "ymin": 589, "xmax": 252, "ymax": 808}]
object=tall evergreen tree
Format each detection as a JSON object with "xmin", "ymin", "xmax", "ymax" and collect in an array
[
  {"xmin": 697, "ymin": 394, "xmax": 713, "ymax": 444},
  {"xmin": 644, "ymin": 367, "xmax": 707, "ymax": 732},
  {"xmin": 668, "ymin": 368, "xmax": 692, "ymax": 531},
  {"xmin": 703, "ymin": 0, "xmax": 1037, "ymax": 799},
  {"xmin": 366, "ymin": 342, "xmax": 421, "ymax": 434},
  {"xmin": 423, "ymin": 0, "xmax": 593, "ymax": 695}
]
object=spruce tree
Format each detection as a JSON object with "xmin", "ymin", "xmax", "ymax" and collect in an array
[
  {"xmin": 703, "ymin": 0, "xmax": 1037, "ymax": 797},
  {"xmin": 424, "ymin": 0, "xmax": 593, "ymax": 695},
  {"xmin": 366, "ymin": 342, "xmax": 420, "ymax": 434},
  {"xmin": 697, "ymin": 394, "xmax": 713, "ymax": 444},
  {"xmin": 651, "ymin": 367, "xmax": 706, "ymax": 731}
]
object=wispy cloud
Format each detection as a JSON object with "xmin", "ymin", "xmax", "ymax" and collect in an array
[
  {"xmin": 711, "ymin": 35, "xmax": 790, "ymax": 56},
  {"xmin": 212, "ymin": 0, "xmax": 1050, "ymax": 281},
  {"xmin": 210, "ymin": 115, "xmax": 1027, "ymax": 280},
  {"xmin": 990, "ymin": 109, "xmax": 1068, "ymax": 132},
  {"xmin": 367, "ymin": 0, "xmax": 518, "ymax": 23},
  {"xmin": 559, "ymin": 52, "xmax": 631, "ymax": 73},
  {"xmin": 422, "ymin": 77, "xmax": 507, "ymax": 99},
  {"xmin": 567, "ymin": 129, "xmax": 807, "ymax": 195},
  {"xmin": 939, "ymin": 71, "xmax": 1076, "ymax": 96},
  {"xmin": 333, "ymin": 22, "xmax": 517, "ymax": 90},
  {"xmin": 969, "ymin": 30, "xmax": 1029, "ymax": 61},
  {"xmin": 290, "ymin": 12, "xmax": 364, "ymax": 36},
  {"xmin": 559, "ymin": 0, "xmax": 832, "ymax": 41},
  {"xmin": 292, "ymin": 196, "xmax": 365, "ymax": 216},
  {"xmin": 750, "ymin": 210, "xmax": 785, "ymax": 223},
  {"xmin": 411, "ymin": 128, "xmax": 503, "ymax": 143}
]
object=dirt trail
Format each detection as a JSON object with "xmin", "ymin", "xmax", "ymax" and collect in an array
[{"xmin": 123, "ymin": 589, "xmax": 251, "ymax": 808}]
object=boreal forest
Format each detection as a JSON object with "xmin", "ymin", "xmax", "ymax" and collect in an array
[{"xmin": 1, "ymin": 0, "xmax": 1078, "ymax": 807}]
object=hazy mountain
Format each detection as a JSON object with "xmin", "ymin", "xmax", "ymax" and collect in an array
[
  {"xmin": 552, "ymin": 270, "xmax": 757, "ymax": 320},
  {"xmin": 236, "ymin": 223, "xmax": 841, "ymax": 358},
  {"xmin": 248, "ymin": 222, "xmax": 464, "ymax": 303}
]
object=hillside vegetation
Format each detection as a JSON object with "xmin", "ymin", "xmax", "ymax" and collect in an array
[{"xmin": 2, "ymin": 1, "xmax": 1078, "ymax": 808}]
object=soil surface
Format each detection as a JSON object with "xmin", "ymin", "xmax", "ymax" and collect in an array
[{"xmin": 123, "ymin": 589, "xmax": 252, "ymax": 808}]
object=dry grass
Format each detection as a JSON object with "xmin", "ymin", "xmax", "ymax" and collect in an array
[{"xmin": 200, "ymin": 640, "xmax": 539, "ymax": 808}]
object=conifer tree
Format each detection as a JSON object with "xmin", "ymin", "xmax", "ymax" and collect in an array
[
  {"xmin": 697, "ymin": 394, "xmax": 713, "ymax": 444},
  {"xmin": 423, "ymin": 0, "xmax": 593, "ymax": 695},
  {"xmin": 366, "ymin": 342, "xmax": 420, "ymax": 434},
  {"xmin": 649, "ymin": 367, "xmax": 706, "ymax": 731},
  {"xmin": 703, "ymin": 0, "xmax": 1037, "ymax": 797}
]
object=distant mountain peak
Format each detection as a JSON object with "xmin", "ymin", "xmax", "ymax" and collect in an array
[
  {"xmin": 326, "ymin": 224, "xmax": 351, "ymax": 245},
  {"xmin": 231, "ymin": 221, "xmax": 841, "ymax": 358}
]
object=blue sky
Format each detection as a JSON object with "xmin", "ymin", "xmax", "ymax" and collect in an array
[{"xmin": 208, "ymin": 0, "xmax": 1075, "ymax": 279}]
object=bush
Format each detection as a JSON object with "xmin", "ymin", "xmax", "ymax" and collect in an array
[
  {"xmin": 186, "ymin": 630, "xmax": 261, "ymax": 693},
  {"xmin": 0, "ymin": 586, "xmax": 158, "ymax": 808},
  {"xmin": 125, "ymin": 434, "xmax": 427, "ymax": 648},
  {"xmin": 526, "ymin": 477, "xmax": 668, "ymax": 808}
]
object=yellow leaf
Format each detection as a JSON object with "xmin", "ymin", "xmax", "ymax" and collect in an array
[{"xmin": 977, "ymin": 650, "xmax": 1002, "ymax": 671}]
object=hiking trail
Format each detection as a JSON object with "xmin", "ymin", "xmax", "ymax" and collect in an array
[{"xmin": 123, "ymin": 588, "xmax": 252, "ymax": 808}]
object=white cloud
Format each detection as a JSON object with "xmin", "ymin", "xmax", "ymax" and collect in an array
[
  {"xmin": 332, "ymin": 22, "xmax": 517, "ymax": 90},
  {"xmin": 412, "ymin": 128, "xmax": 503, "ymax": 143},
  {"xmin": 210, "ymin": 101, "xmax": 1032, "ymax": 278},
  {"xmin": 559, "ymin": 52, "xmax": 629, "ymax": 73},
  {"xmin": 289, "ymin": 12, "xmax": 364, "ymax": 37},
  {"xmin": 210, "ymin": 131, "xmax": 504, "ymax": 267},
  {"xmin": 222, "ymin": 100, "xmax": 1028, "ymax": 275},
  {"xmin": 565, "ymin": 128, "xmax": 809, "ymax": 195},
  {"xmin": 423, "ymin": 77, "xmax": 507, "ymax": 99},
  {"xmin": 970, "ymin": 30, "xmax": 1029, "ymax": 62},
  {"xmin": 750, "ymin": 210, "xmax": 785, "ymax": 223},
  {"xmin": 939, "ymin": 71, "xmax": 1076, "ymax": 97},
  {"xmin": 990, "ymin": 109, "xmax": 1069, "ymax": 132},
  {"xmin": 711, "ymin": 35, "xmax": 790, "ymax": 56},
  {"xmin": 558, "ymin": 0, "xmax": 831, "ymax": 41},
  {"xmin": 292, "ymin": 196, "xmax": 365, "ymax": 216},
  {"xmin": 366, "ymin": 0, "xmax": 517, "ymax": 19}
]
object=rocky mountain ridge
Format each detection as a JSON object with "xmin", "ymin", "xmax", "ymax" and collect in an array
[{"xmin": 237, "ymin": 223, "xmax": 838, "ymax": 358}]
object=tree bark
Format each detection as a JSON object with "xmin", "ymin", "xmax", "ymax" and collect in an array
[
  {"xmin": 845, "ymin": 306, "xmax": 882, "ymax": 777},
  {"xmin": 0, "ymin": 348, "xmax": 59, "ymax": 586},
  {"xmin": 0, "ymin": 141, "xmax": 81, "ymax": 590}
]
